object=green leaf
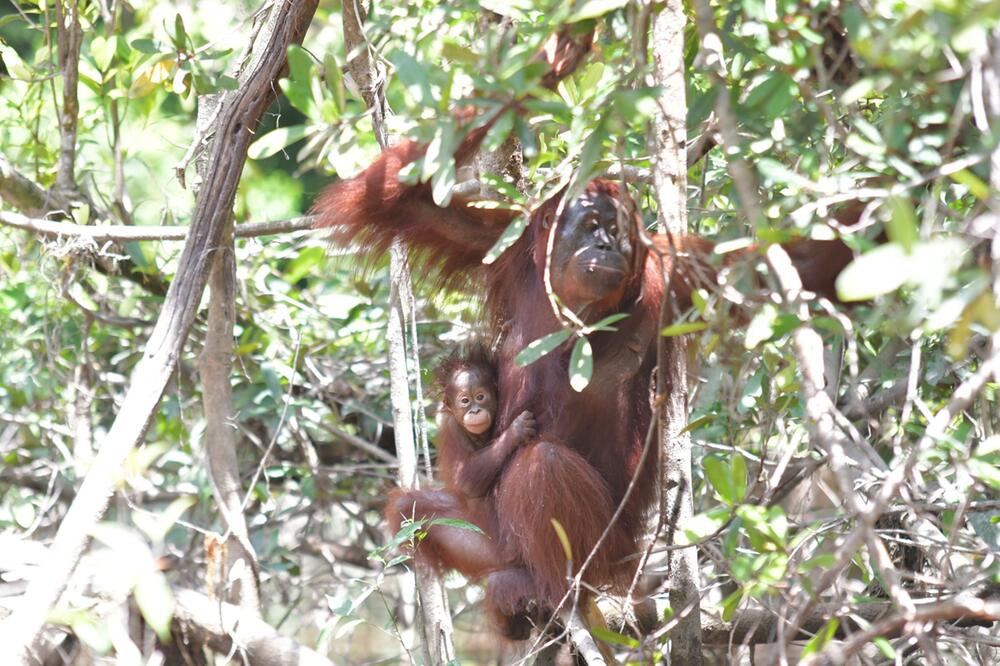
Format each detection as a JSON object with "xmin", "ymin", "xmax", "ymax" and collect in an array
[
  {"xmin": 661, "ymin": 321, "xmax": 707, "ymax": 337},
  {"xmin": 568, "ymin": 0, "xmax": 629, "ymax": 21},
  {"xmin": 90, "ymin": 36, "xmax": 116, "ymax": 71},
  {"xmin": 949, "ymin": 168, "xmax": 990, "ymax": 201},
  {"xmin": 568, "ymin": 337, "xmax": 593, "ymax": 392},
  {"xmin": 479, "ymin": 0, "xmax": 534, "ymax": 20},
  {"xmin": 130, "ymin": 39, "xmax": 159, "ymax": 54},
  {"xmin": 428, "ymin": 517, "xmax": 486, "ymax": 534},
  {"xmin": 590, "ymin": 626, "xmax": 640, "ymax": 648},
  {"xmin": 744, "ymin": 73, "xmax": 791, "ymax": 116},
  {"xmin": 720, "ymin": 589, "xmax": 742, "ymax": 621},
  {"xmin": 836, "ymin": 239, "xmax": 966, "ymax": 302},
  {"xmin": 757, "ymin": 158, "xmax": 812, "ymax": 189},
  {"xmin": 134, "ymin": 570, "xmax": 174, "ymax": 641},
  {"xmin": 514, "ymin": 116, "xmax": 538, "ymax": 159},
  {"xmin": 586, "ymin": 312, "xmax": 629, "ymax": 333},
  {"xmin": 431, "ymin": 161, "xmax": 456, "ymax": 206},
  {"xmin": 421, "ymin": 121, "xmax": 458, "ymax": 183},
  {"xmin": 873, "ymin": 637, "xmax": 896, "ymax": 659},
  {"xmin": 482, "ymin": 215, "xmax": 529, "ymax": 264},
  {"xmin": 731, "ymin": 454, "xmax": 747, "ymax": 504},
  {"xmin": 173, "ymin": 13, "xmax": 188, "ymax": 51},
  {"xmin": 482, "ymin": 110, "xmax": 516, "ymax": 152},
  {"xmin": 801, "ymin": 619, "xmax": 838, "ymax": 656},
  {"xmin": 391, "ymin": 51, "xmax": 434, "ymax": 106},
  {"xmin": 677, "ymin": 507, "xmax": 731, "ymax": 545},
  {"xmin": 515, "ymin": 330, "xmax": 573, "ymax": 366},
  {"xmin": 835, "ymin": 243, "xmax": 910, "ymax": 301},
  {"xmin": 282, "ymin": 45, "xmax": 317, "ymax": 116},
  {"xmin": 565, "ymin": 121, "xmax": 608, "ymax": 200},
  {"xmin": 969, "ymin": 458, "xmax": 1000, "ymax": 490},
  {"xmin": 885, "ymin": 196, "xmax": 918, "ymax": 251},
  {"xmin": 442, "ymin": 40, "xmax": 478, "ymax": 65},
  {"xmin": 248, "ymin": 125, "xmax": 310, "ymax": 159},
  {"xmin": 69, "ymin": 613, "xmax": 112, "ymax": 653},
  {"xmin": 745, "ymin": 304, "xmax": 777, "ymax": 349},
  {"xmin": 704, "ymin": 455, "xmax": 736, "ymax": 505},
  {"xmin": 324, "ymin": 52, "xmax": 346, "ymax": 113},
  {"xmin": 381, "ymin": 521, "xmax": 425, "ymax": 553},
  {"xmin": 551, "ymin": 518, "xmax": 573, "ymax": 561}
]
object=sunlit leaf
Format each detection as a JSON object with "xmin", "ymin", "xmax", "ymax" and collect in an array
[
  {"xmin": 391, "ymin": 50, "xmax": 434, "ymax": 106},
  {"xmin": 248, "ymin": 125, "xmax": 310, "ymax": 159},
  {"xmin": 835, "ymin": 243, "xmax": 911, "ymax": 301},
  {"xmin": 568, "ymin": 337, "xmax": 593, "ymax": 392},
  {"xmin": 885, "ymin": 196, "xmax": 918, "ymax": 251},
  {"xmin": 551, "ymin": 519, "xmax": 573, "ymax": 561},
  {"xmin": 704, "ymin": 455, "xmax": 736, "ymax": 505},
  {"xmin": 801, "ymin": 619, "xmax": 838, "ymax": 656},
  {"xmin": 135, "ymin": 570, "xmax": 174, "ymax": 641},
  {"xmin": 590, "ymin": 626, "xmax": 640, "ymax": 648},
  {"xmin": 428, "ymin": 517, "xmax": 485, "ymax": 534},
  {"xmin": 661, "ymin": 321, "xmax": 707, "ymax": 337},
  {"xmin": 677, "ymin": 507, "xmax": 731, "ymax": 545},
  {"xmin": 568, "ymin": 0, "xmax": 629, "ymax": 21},
  {"xmin": 515, "ymin": 330, "xmax": 573, "ymax": 366},
  {"xmin": 482, "ymin": 215, "xmax": 529, "ymax": 264},
  {"xmin": 949, "ymin": 168, "xmax": 990, "ymax": 201}
]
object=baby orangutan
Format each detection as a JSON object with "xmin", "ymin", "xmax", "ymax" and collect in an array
[
  {"xmin": 434, "ymin": 344, "xmax": 536, "ymax": 499},
  {"xmin": 385, "ymin": 344, "xmax": 539, "ymax": 638}
]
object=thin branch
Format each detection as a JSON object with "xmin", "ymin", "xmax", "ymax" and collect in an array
[
  {"xmin": 806, "ymin": 597, "xmax": 1000, "ymax": 666},
  {"xmin": 172, "ymin": 588, "xmax": 335, "ymax": 666},
  {"xmin": 53, "ymin": 0, "xmax": 82, "ymax": 192},
  {"xmin": 196, "ymin": 38, "xmax": 262, "ymax": 615},
  {"xmin": 0, "ymin": 210, "xmax": 316, "ymax": 241},
  {"xmin": 0, "ymin": 156, "xmax": 72, "ymax": 217},
  {"xmin": 650, "ymin": 1, "xmax": 702, "ymax": 663}
]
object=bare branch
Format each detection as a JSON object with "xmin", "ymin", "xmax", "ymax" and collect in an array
[
  {"xmin": 651, "ymin": 2, "xmax": 702, "ymax": 663},
  {"xmin": 0, "ymin": 210, "xmax": 316, "ymax": 241},
  {"xmin": 173, "ymin": 589, "xmax": 335, "ymax": 666},
  {"xmin": 53, "ymin": 0, "xmax": 83, "ymax": 192}
]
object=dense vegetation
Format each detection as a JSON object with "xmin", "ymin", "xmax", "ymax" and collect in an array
[{"xmin": 1, "ymin": 0, "xmax": 999, "ymax": 663}]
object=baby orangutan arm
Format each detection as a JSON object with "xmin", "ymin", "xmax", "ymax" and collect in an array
[{"xmin": 447, "ymin": 410, "xmax": 536, "ymax": 498}]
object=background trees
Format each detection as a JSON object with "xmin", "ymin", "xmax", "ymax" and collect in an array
[{"xmin": 1, "ymin": 0, "xmax": 998, "ymax": 663}]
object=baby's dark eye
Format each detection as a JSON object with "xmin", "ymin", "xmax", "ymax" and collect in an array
[
  {"xmin": 459, "ymin": 397, "xmax": 470, "ymax": 405},
  {"xmin": 476, "ymin": 393, "xmax": 486, "ymax": 401}
]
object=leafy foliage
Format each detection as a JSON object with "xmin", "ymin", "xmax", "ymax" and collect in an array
[{"xmin": 1, "ymin": 0, "xmax": 998, "ymax": 662}]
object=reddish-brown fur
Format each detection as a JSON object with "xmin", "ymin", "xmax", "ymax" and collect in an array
[
  {"xmin": 316, "ymin": 30, "xmax": 856, "ymax": 638},
  {"xmin": 315, "ymin": 122, "xmax": 855, "ymax": 636}
]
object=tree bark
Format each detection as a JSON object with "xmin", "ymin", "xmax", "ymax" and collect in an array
[
  {"xmin": 172, "ymin": 589, "xmax": 334, "ymax": 666},
  {"xmin": 650, "ymin": 3, "xmax": 703, "ymax": 664}
]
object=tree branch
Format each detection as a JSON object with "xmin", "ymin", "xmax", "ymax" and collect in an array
[{"xmin": 172, "ymin": 588, "xmax": 334, "ymax": 666}]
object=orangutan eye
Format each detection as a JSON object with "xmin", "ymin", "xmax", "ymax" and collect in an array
[
  {"xmin": 476, "ymin": 392, "xmax": 486, "ymax": 401},
  {"xmin": 459, "ymin": 397, "xmax": 470, "ymax": 405}
]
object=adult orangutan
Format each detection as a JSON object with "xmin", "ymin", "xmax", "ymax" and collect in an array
[
  {"xmin": 313, "ymin": 114, "xmax": 855, "ymax": 635},
  {"xmin": 313, "ymin": 27, "xmax": 855, "ymax": 638}
]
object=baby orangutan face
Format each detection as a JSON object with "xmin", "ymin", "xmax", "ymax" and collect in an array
[{"xmin": 446, "ymin": 367, "xmax": 497, "ymax": 436}]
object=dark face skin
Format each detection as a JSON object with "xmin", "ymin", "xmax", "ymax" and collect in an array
[
  {"xmin": 550, "ymin": 191, "xmax": 635, "ymax": 315},
  {"xmin": 446, "ymin": 367, "xmax": 498, "ymax": 436}
]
